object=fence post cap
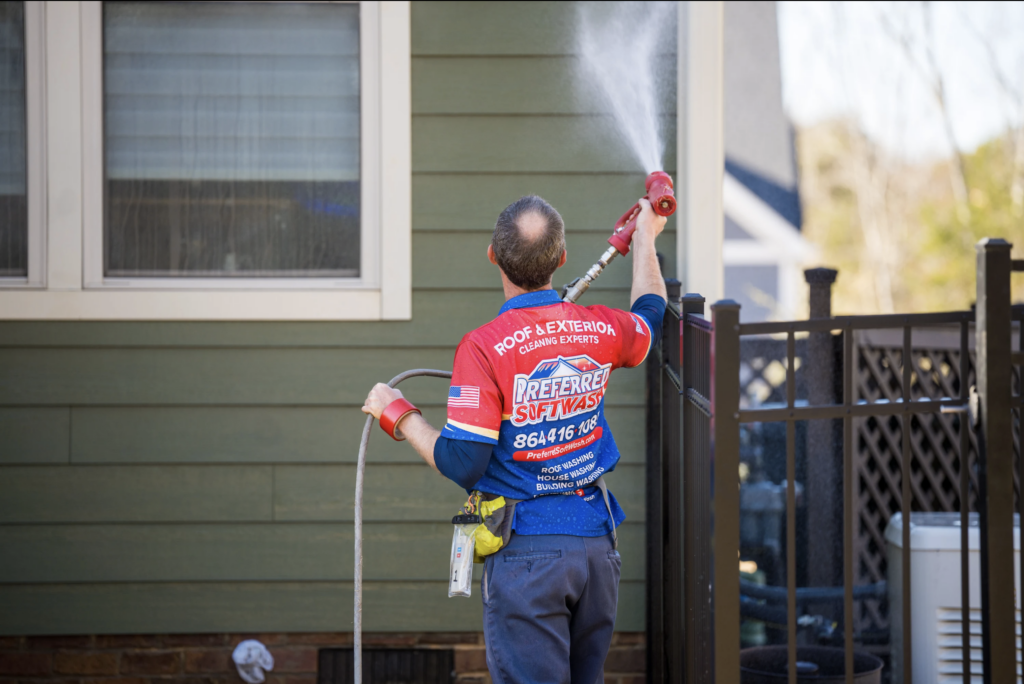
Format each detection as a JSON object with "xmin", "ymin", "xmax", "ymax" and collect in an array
[
  {"xmin": 804, "ymin": 267, "xmax": 838, "ymax": 285},
  {"xmin": 710, "ymin": 299, "xmax": 741, "ymax": 310},
  {"xmin": 977, "ymin": 237, "xmax": 1012, "ymax": 250},
  {"xmin": 681, "ymin": 292, "xmax": 705, "ymax": 302}
]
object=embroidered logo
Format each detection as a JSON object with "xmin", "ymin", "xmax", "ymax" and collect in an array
[
  {"xmin": 510, "ymin": 354, "xmax": 611, "ymax": 426},
  {"xmin": 448, "ymin": 386, "xmax": 480, "ymax": 408},
  {"xmin": 631, "ymin": 313, "xmax": 646, "ymax": 335}
]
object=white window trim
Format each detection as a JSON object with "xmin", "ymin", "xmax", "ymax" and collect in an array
[{"xmin": 0, "ymin": 0, "xmax": 411, "ymax": 320}]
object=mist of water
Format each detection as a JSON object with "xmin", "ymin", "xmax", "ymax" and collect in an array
[{"xmin": 576, "ymin": 1, "xmax": 676, "ymax": 174}]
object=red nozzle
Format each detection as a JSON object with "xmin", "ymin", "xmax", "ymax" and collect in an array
[
  {"xmin": 645, "ymin": 171, "xmax": 676, "ymax": 217},
  {"xmin": 608, "ymin": 171, "xmax": 677, "ymax": 255}
]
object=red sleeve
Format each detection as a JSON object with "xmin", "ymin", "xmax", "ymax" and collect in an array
[
  {"xmin": 591, "ymin": 306, "xmax": 654, "ymax": 369},
  {"xmin": 440, "ymin": 337, "xmax": 503, "ymax": 445}
]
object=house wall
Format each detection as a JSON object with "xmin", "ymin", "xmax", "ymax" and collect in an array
[{"xmin": 0, "ymin": 1, "xmax": 675, "ymax": 636}]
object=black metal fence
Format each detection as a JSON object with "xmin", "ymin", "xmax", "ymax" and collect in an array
[{"xmin": 645, "ymin": 239, "xmax": 1021, "ymax": 683}]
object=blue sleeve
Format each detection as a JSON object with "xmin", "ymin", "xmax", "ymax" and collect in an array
[
  {"xmin": 630, "ymin": 293, "xmax": 667, "ymax": 349},
  {"xmin": 433, "ymin": 436, "xmax": 493, "ymax": 490}
]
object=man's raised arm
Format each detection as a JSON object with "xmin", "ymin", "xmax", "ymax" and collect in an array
[{"xmin": 630, "ymin": 198, "xmax": 668, "ymax": 306}]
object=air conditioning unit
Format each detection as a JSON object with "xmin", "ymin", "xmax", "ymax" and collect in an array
[{"xmin": 886, "ymin": 512, "xmax": 1021, "ymax": 683}]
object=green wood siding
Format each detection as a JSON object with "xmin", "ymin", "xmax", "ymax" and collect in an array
[
  {"xmin": 0, "ymin": 522, "xmax": 644, "ymax": 583},
  {"xmin": 0, "ymin": 581, "xmax": 645, "ymax": 635},
  {"xmin": 0, "ymin": 1, "xmax": 675, "ymax": 635},
  {"xmin": 0, "ymin": 409, "xmax": 70, "ymax": 464}
]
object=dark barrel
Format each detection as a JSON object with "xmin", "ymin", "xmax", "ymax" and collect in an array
[{"xmin": 740, "ymin": 646, "xmax": 883, "ymax": 684}]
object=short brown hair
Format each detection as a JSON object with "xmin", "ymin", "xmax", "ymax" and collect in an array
[{"xmin": 491, "ymin": 195, "xmax": 565, "ymax": 290}]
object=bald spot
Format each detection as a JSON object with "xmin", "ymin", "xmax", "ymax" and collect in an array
[{"xmin": 517, "ymin": 211, "xmax": 548, "ymax": 243}]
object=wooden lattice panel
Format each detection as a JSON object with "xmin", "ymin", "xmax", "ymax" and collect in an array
[{"xmin": 854, "ymin": 343, "xmax": 979, "ymax": 629}]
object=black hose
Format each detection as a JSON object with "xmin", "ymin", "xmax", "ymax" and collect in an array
[{"xmin": 740, "ymin": 580, "xmax": 887, "ymax": 605}]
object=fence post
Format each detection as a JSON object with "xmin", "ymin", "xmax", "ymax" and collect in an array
[
  {"xmin": 680, "ymin": 293, "xmax": 706, "ymax": 684},
  {"xmin": 711, "ymin": 300, "xmax": 741, "ymax": 684},
  {"xmin": 804, "ymin": 268, "xmax": 842, "ymax": 597},
  {"xmin": 646, "ymin": 278, "xmax": 679, "ymax": 684},
  {"xmin": 975, "ymin": 238, "xmax": 1015, "ymax": 684}
]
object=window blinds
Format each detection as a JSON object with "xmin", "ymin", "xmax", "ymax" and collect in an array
[
  {"xmin": 104, "ymin": 1, "xmax": 360, "ymax": 183},
  {"xmin": 0, "ymin": 1, "xmax": 26, "ymax": 195}
]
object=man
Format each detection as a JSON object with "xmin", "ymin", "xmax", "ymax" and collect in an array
[{"xmin": 362, "ymin": 194, "xmax": 667, "ymax": 683}]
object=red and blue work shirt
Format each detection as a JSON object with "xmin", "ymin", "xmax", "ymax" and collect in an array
[{"xmin": 441, "ymin": 289, "xmax": 652, "ymax": 536}]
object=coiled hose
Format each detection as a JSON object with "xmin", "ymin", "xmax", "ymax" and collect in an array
[{"xmin": 353, "ymin": 368, "xmax": 453, "ymax": 684}]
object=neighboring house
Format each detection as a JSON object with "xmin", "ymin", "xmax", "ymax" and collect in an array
[
  {"xmin": 723, "ymin": 0, "xmax": 815, "ymax": 321},
  {"xmin": 0, "ymin": 2, "xmax": 658, "ymax": 679}
]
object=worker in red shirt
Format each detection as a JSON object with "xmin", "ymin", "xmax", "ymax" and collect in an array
[{"xmin": 363, "ymin": 194, "xmax": 667, "ymax": 683}]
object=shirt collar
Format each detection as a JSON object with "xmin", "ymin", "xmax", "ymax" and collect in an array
[{"xmin": 499, "ymin": 289, "xmax": 562, "ymax": 315}]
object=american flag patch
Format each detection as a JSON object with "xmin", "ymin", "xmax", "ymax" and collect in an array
[{"xmin": 448, "ymin": 386, "xmax": 480, "ymax": 408}]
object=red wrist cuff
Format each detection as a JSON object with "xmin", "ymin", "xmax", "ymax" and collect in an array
[{"xmin": 379, "ymin": 398, "xmax": 421, "ymax": 441}]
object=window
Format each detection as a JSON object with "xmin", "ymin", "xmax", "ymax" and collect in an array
[
  {"xmin": 103, "ymin": 2, "xmax": 362, "ymax": 279},
  {"xmin": 0, "ymin": 1, "xmax": 411, "ymax": 320},
  {"xmin": 0, "ymin": 2, "xmax": 27, "ymax": 278}
]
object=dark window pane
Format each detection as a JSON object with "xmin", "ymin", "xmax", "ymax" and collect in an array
[
  {"xmin": 103, "ymin": 2, "xmax": 360, "ymax": 278},
  {"xmin": 0, "ymin": 1, "xmax": 27, "ymax": 277}
]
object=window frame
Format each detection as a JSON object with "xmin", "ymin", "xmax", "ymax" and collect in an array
[{"xmin": 0, "ymin": 0, "xmax": 411, "ymax": 320}]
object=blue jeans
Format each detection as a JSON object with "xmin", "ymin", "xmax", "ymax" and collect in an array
[{"xmin": 481, "ymin": 533, "xmax": 621, "ymax": 684}]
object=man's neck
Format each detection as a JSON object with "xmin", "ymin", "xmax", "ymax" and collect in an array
[{"xmin": 501, "ymin": 276, "xmax": 555, "ymax": 302}]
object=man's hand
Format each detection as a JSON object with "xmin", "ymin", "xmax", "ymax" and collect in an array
[
  {"xmin": 362, "ymin": 382, "xmax": 441, "ymax": 470},
  {"xmin": 362, "ymin": 383, "xmax": 403, "ymax": 420},
  {"xmin": 634, "ymin": 197, "xmax": 667, "ymax": 244}
]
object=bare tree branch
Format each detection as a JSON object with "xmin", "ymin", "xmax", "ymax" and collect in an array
[
  {"xmin": 960, "ymin": 3, "xmax": 1024, "ymax": 215},
  {"xmin": 878, "ymin": 2, "xmax": 971, "ymax": 224}
]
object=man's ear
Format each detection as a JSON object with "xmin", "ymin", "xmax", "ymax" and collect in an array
[
  {"xmin": 557, "ymin": 249, "xmax": 567, "ymax": 268},
  {"xmin": 487, "ymin": 244, "xmax": 498, "ymax": 265}
]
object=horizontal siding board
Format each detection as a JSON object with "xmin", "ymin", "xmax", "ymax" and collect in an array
[
  {"xmin": 71, "ymin": 406, "xmax": 645, "ymax": 465},
  {"xmin": 0, "ymin": 462, "xmax": 644, "ymax": 524},
  {"xmin": 71, "ymin": 406, "xmax": 388, "ymax": 464},
  {"xmin": 0, "ymin": 348, "xmax": 455, "ymax": 406},
  {"xmin": 412, "ymin": 1, "xmax": 580, "ymax": 56},
  {"xmin": 414, "ymin": 230, "xmax": 676, "ymax": 290},
  {"xmin": 413, "ymin": 172, "xmax": 677, "ymax": 233},
  {"xmin": 413, "ymin": 116, "xmax": 677, "ymax": 174},
  {"xmin": 274, "ymin": 463, "xmax": 644, "ymax": 522},
  {"xmin": 0, "ymin": 291, "xmax": 502, "ymax": 349},
  {"xmin": 0, "ymin": 466, "xmax": 272, "ymax": 523},
  {"xmin": 0, "ymin": 580, "xmax": 643, "ymax": 635},
  {"xmin": 0, "ymin": 348, "xmax": 645, "ymax": 406},
  {"xmin": 0, "ymin": 288, "xmax": 667, "ymax": 348},
  {"xmin": 0, "ymin": 521, "xmax": 643, "ymax": 583},
  {"xmin": 0, "ymin": 409, "xmax": 70, "ymax": 464},
  {"xmin": 411, "ymin": 0, "xmax": 676, "ymax": 59},
  {"xmin": 412, "ymin": 56, "xmax": 676, "ymax": 116}
]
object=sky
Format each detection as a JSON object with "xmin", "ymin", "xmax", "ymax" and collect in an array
[{"xmin": 777, "ymin": 1, "xmax": 1024, "ymax": 161}]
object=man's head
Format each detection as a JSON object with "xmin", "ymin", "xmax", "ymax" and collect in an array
[{"xmin": 489, "ymin": 195, "xmax": 566, "ymax": 291}]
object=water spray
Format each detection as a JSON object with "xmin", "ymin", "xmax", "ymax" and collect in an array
[{"xmin": 561, "ymin": 171, "xmax": 677, "ymax": 303}]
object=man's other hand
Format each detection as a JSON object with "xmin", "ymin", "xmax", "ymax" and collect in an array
[
  {"xmin": 362, "ymin": 383, "xmax": 404, "ymax": 419},
  {"xmin": 635, "ymin": 198, "xmax": 667, "ymax": 243}
]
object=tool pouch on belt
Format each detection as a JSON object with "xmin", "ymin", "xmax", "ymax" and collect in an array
[
  {"xmin": 452, "ymin": 477, "xmax": 618, "ymax": 563},
  {"xmin": 452, "ymin": 491, "xmax": 521, "ymax": 564}
]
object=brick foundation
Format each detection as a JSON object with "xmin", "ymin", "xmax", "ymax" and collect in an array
[{"xmin": 0, "ymin": 633, "xmax": 645, "ymax": 684}]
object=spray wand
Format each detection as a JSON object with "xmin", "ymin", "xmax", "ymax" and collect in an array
[
  {"xmin": 561, "ymin": 171, "xmax": 676, "ymax": 302},
  {"xmin": 353, "ymin": 171, "xmax": 676, "ymax": 684}
]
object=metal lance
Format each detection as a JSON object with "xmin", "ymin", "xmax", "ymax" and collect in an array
[{"xmin": 561, "ymin": 171, "xmax": 676, "ymax": 303}]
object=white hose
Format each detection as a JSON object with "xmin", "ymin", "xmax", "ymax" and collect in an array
[{"xmin": 354, "ymin": 368, "xmax": 452, "ymax": 684}]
